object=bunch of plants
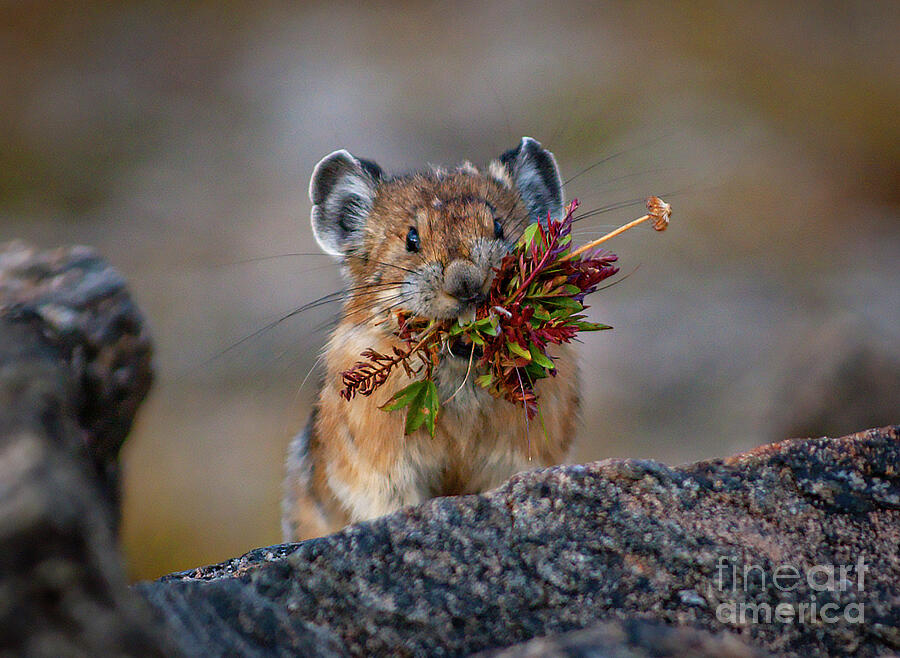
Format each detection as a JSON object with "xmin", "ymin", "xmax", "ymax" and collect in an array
[{"xmin": 340, "ymin": 196, "xmax": 671, "ymax": 436}]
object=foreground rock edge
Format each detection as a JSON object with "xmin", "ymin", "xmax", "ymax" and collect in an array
[
  {"xmin": 139, "ymin": 425, "xmax": 899, "ymax": 657},
  {"xmin": 0, "ymin": 243, "xmax": 168, "ymax": 656}
]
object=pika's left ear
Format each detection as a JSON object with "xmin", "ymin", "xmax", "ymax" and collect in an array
[{"xmin": 498, "ymin": 137, "xmax": 564, "ymax": 224}]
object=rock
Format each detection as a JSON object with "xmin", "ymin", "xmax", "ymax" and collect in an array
[
  {"xmin": 0, "ymin": 242, "xmax": 167, "ymax": 656},
  {"xmin": 478, "ymin": 618, "xmax": 770, "ymax": 657},
  {"xmin": 139, "ymin": 425, "xmax": 900, "ymax": 657},
  {"xmin": 0, "ymin": 241, "xmax": 153, "ymax": 516}
]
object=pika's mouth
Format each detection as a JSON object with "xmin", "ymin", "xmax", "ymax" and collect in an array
[
  {"xmin": 457, "ymin": 305, "xmax": 476, "ymax": 326},
  {"xmin": 448, "ymin": 336, "xmax": 483, "ymax": 360}
]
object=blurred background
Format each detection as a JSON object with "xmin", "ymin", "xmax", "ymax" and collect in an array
[{"xmin": 2, "ymin": 1, "xmax": 897, "ymax": 580}]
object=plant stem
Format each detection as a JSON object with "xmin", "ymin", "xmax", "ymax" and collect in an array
[
  {"xmin": 506, "ymin": 231, "xmax": 560, "ymax": 305},
  {"xmin": 563, "ymin": 196, "xmax": 670, "ymax": 262},
  {"xmin": 563, "ymin": 213, "xmax": 651, "ymax": 261}
]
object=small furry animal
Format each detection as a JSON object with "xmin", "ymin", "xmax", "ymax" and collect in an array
[{"xmin": 282, "ymin": 137, "xmax": 579, "ymax": 540}]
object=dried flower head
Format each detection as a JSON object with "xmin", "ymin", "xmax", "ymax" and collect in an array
[{"xmin": 647, "ymin": 195, "xmax": 671, "ymax": 231}]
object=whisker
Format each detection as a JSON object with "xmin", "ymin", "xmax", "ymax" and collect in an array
[
  {"xmin": 213, "ymin": 252, "xmax": 332, "ymax": 267},
  {"xmin": 588, "ymin": 265, "xmax": 642, "ymax": 295},
  {"xmin": 345, "ymin": 291, "xmax": 411, "ymax": 315},
  {"xmin": 572, "ymin": 225, "xmax": 643, "ymax": 237},
  {"xmin": 295, "ymin": 353, "xmax": 326, "ymax": 400},
  {"xmin": 201, "ymin": 282, "xmax": 405, "ymax": 365},
  {"xmin": 346, "ymin": 293, "xmax": 412, "ymax": 319},
  {"xmin": 345, "ymin": 253, "xmax": 418, "ymax": 275},
  {"xmin": 563, "ymin": 132, "xmax": 674, "ymax": 186},
  {"xmin": 311, "ymin": 309, "xmax": 344, "ymax": 335},
  {"xmin": 345, "ymin": 293, "xmax": 415, "ymax": 326},
  {"xmin": 201, "ymin": 307, "xmax": 318, "ymax": 367},
  {"xmin": 497, "ymin": 195, "xmax": 630, "ymax": 245},
  {"xmin": 572, "ymin": 197, "xmax": 646, "ymax": 223},
  {"xmin": 581, "ymin": 166, "xmax": 682, "ymax": 195}
]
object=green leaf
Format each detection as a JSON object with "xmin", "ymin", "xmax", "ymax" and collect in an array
[
  {"xmin": 574, "ymin": 320, "xmax": 613, "ymax": 331},
  {"xmin": 524, "ymin": 362, "xmax": 549, "ymax": 380},
  {"xmin": 529, "ymin": 343, "xmax": 555, "ymax": 369},
  {"xmin": 531, "ymin": 305, "xmax": 552, "ymax": 321},
  {"xmin": 545, "ymin": 296, "xmax": 583, "ymax": 311},
  {"xmin": 381, "ymin": 381, "xmax": 427, "ymax": 411},
  {"xmin": 421, "ymin": 380, "xmax": 439, "ymax": 437},
  {"xmin": 520, "ymin": 222, "xmax": 541, "ymax": 249},
  {"xmin": 475, "ymin": 373, "xmax": 493, "ymax": 388},
  {"xmin": 507, "ymin": 340, "xmax": 532, "ymax": 360},
  {"xmin": 403, "ymin": 384, "xmax": 429, "ymax": 434},
  {"xmin": 381, "ymin": 381, "xmax": 440, "ymax": 437},
  {"xmin": 482, "ymin": 317, "xmax": 500, "ymax": 336}
]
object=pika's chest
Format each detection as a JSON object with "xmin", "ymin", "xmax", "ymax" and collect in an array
[
  {"xmin": 402, "ymin": 397, "xmax": 537, "ymax": 498},
  {"xmin": 394, "ymin": 371, "xmax": 552, "ymax": 496}
]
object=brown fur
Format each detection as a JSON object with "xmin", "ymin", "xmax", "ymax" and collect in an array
[{"xmin": 282, "ymin": 164, "xmax": 579, "ymax": 541}]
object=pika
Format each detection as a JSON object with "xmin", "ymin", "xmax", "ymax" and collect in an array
[{"xmin": 282, "ymin": 137, "xmax": 579, "ymax": 541}]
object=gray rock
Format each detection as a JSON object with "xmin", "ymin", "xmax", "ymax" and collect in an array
[
  {"xmin": 0, "ymin": 242, "xmax": 168, "ymax": 656},
  {"xmin": 478, "ymin": 618, "xmax": 770, "ymax": 657},
  {"xmin": 140, "ymin": 425, "xmax": 900, "ymax": 657},
  {"xmin": 0, "ymin": 241, "xmax": 153, "ymax": 518}
]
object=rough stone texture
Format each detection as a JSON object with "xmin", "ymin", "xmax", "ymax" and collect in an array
[
  {"xmin": 140, "ymin": 425, "xmax": 899, "ymax": 657},
  {"xmin": 478, "ymin": 618, "xmax": 770, "ymax": 657},
  {"xmin": 0, "ymin": 241, "xmax": 153, "ymax": 516},
  {"xmin": 0, "ymin": 243, "xmax": 167, "ymax": 656}
]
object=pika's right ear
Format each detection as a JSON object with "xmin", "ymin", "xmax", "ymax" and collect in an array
[
  {"xmin": 498, "ymin": 137, "xmax": 563, "ymax": 225},
  {"xmin": 309, "ymin": 150, "xmax": 382, "ymax": 256}
]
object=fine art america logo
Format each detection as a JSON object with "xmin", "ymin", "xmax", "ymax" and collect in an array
[{"xmin": 712, "ymin": 557, "xmax": 867, "ymax": 625}]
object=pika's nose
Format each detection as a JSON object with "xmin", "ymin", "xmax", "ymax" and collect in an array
[{"xmin": 443, "ymin": 259, "xmax": 485, "ymax": 303}]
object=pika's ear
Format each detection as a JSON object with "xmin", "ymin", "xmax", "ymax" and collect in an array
[
  {"xmin": 309, "ymin": 150, "xmax": 383, "ymax": 256},
  {"xmin": 498, "ymin": 137, "xmax": 563, "ymax": 224}
]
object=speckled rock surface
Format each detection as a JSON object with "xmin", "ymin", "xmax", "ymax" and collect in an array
[
  {"xmin": 478, "ymin": 618, "xmax": 770, "ymax": 657},
  {"xmin": 139, "ymin": 425, "xmax": 899, "ymax": 657}
]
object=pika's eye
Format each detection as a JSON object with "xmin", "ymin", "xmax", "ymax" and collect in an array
[
  {"xmin": 405, "ymin": 226, "xmax": 420, "ymax": 252},
  {"xmin": 493, "ymin": 218, "xmax": 504, "ymax": 239}
]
